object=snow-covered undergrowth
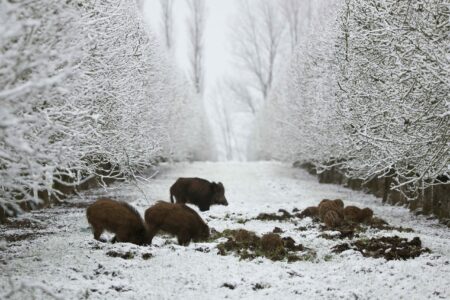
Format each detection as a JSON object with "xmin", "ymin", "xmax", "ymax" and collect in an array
[{"xmin": 1, "ymin": 162, "xmax": 449, "ymax": 299}]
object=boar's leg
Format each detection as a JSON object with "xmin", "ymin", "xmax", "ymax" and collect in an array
[
  {"xmin": 146, "ymin": 224, "xmax": 160, "ymax": 245},
  {"xmin": 93, "ymin": 226, "xmax": 104, "ymax": 242},
  {"xmin": 180, "ymin": 196, "xmax": 189, "ymax": 204},
  {"xmin": 177, "ymin": 230, "xmax": 191, "ymax": 246}
]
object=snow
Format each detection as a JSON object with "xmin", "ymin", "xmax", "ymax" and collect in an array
[{"xmin": 1, "ymin": 161, "xmax": 450, "ymax": 299}]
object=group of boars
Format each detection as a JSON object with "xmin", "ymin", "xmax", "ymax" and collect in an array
[
  {"xmin": 86, "ymin": 177, "xmax": 228, "ymax": 246},
  {"xmin": 299, "ymin": 199, "xmax": 374, "ymax": 228},
  {"xmin": 86, "ymin": 177, "xmax": 374, "ymax": 247}
]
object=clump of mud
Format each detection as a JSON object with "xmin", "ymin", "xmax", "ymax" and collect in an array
[
  {"xmin": 318, "ymin": 217, "xmax": 414, "ymax": 240},
  {"xmin": 141, "ymin": 253, "xmax": 153, "ymax": 260},
  {"xmin": 318, "ymin": 222, "xmax": 366, "ymax": 240},
  {"xmin": 367, "ymin": 217, "xmax": 414, "ymax": 233},
  {"xmin": 106, "ymin": 250, "xmax": 135, "ymax": 259},
  {"xmin": 272, "ymin": 227, "xmax": 284, "ymax": 233},
  {"xmin": 215, "ymin": 229, "xmax": 315, "ymax": 262},
  {"xmin": 332, "ymin": 236, "xmax": 430, "ymax": 260},
  {"xmin": 0, "ymin": 218, "xmax": 51, "ymax": 243},
  {"xmin": 255, "ymin": 209, "xmax": 293, "ymax": 221},
  {"xmin": 106, "ymin": 250, "xmax": 152, "ymax": 260}
]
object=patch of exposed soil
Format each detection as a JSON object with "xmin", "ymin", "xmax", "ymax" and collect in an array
[
  {"xmin": 367, "ymin": 218, "xmax": 414, "ymax": 232},
  {"xmin": 106, "ymin": 250, "xmax": 135, "ymax": 259},
  {"xmin": 214, "ymin": 229, "xmax": 315, "ymax": 262},
  {"xmin": 2, "ymin": 232, "xmax": 46, "ymax": 243},
  {"xmin": 141, "ymin": 253, "xmax": 153, "ymax": 260},
  {"xmin": 252, "ymin": 283, "xmax": 270, "ymax": 290},
  {"xmin": 4, "ymin": 218, "xmax": 46, "ymax": 230},
  {"xmin": 272, "ymin": 227, "xmax": 284, "ymax": 233},
  {"xmin": 332, "ymin": 236, "xmax": 430, "ymax": 260},
  {"xmin": 318, "ymin": 222, "xmax": 364, "ymax": 240},
  {"xmin": 221, "ymin": 283, "xmax": 236, "ymax": 290},
  {"xmin": 255, "ymin": 209, "xmax": 293, "ymax": 221},
  {"xmin": 105, "ymin": 250, "xmax": 152, "ymax": 260},
  {"xmin": 0, "ymin": 217, "xmax": 52, "ymax": 243},
  {"xmin": 61, "ymin": 201, "xmax": 93, "ymax": 209},
  {"xmin": 317, "ymin": 217, "xmax": 413, "ymax": 240}
]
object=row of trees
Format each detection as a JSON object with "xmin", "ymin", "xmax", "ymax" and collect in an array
[
  {"xmin": 253, "ymin": 0, "xmax": 449, "ymax": 196},
  {"xmin": 156, "ymin": 0, "xmax": 215, "ymax": 161},
  {"xmin": 0, "ymin": 0, "xmax": 210, "ymax": 215}
]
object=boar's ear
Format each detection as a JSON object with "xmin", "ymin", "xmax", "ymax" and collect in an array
[{"xmin": 218, "ymin": 182, "xmax": 224, "ymax": 188}]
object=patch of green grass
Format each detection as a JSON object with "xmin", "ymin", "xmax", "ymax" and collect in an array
[{"xmin": 323, "ymin": 254, "xmax": 333, "ymax": 262}]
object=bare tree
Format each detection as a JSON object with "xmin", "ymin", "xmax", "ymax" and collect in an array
[
  {"xmin": 233, "ymin": 0, "xmax": 285, "ymax": 102},
  {"xmin": 279, "ymin": 0, "xmax": 301, "ymax": 52},
  {"xmin": 159, "ymin": 0, "xmax": 174, "ymax": 49},
  {"xmin": 224, "ymin": 77, "xmax": 256, "ymax": 114},
  {"xmin": 186, "ymin": 0, "xmax": 206, "ymax": 94},
  {"xmin": 216, "ymin": 94, "xmax": 235, "ymax": 161}
]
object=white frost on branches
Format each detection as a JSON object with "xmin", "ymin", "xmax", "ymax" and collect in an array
[
  {"xmin": 252, "ymin": 0, "xmax": 449, "ymax": 194},
  {"xmin": 0, "ymin": 0, "xmax": 209, "ymax": 214}
]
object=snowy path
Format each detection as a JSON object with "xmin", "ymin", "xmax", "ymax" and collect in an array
[{"xmin": 1, "ymin": 162, "xmax": 450, "ymax": 299}]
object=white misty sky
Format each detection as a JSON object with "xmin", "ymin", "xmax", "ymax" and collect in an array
[{"xmin": 142, "ymin": 0, "xmax": 237, "ymax": 96}]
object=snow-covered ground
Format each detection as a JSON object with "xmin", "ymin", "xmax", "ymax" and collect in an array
[{"xmin": 1, "ymin": 161, "xmax": 450, "ymax": 299}]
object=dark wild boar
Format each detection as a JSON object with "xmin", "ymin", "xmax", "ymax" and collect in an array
[
  {"xmin": 344, "ymin": 206, "xmax": 374, "ymax": 223},
  {"xmin": 298, "ymin": 206, "xmax": 319, "ymax": 218},
  {"xmin": 144, "ymin": 201, "xmax": 210, "ymax": 246},
  {"xmin": 86, "ymin": 198, "xmax": 151, "ymax": 245},
  {"xmin": 323, "ymin": 210, "xmax": 343, "ymax": 228},
  {"xmin": 318, "ymin": 199, "xmax": 344, "ymax": 221},
  {"xmin": 170, "ymin": 177, "xmax": 228, "ymax": 211}
]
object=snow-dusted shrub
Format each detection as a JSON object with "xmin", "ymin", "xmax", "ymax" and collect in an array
[
  {"xmin": 75, "ymin": 0, "xmax": 173, "ymax": 172},
  {"xmin": 336, "ymin": 0, "xmax": 450, "ymax": 190},
  {"xmin": 0, "ymin": 0, "xmax": 209, "ymax": 216},
  {"xmin": 0, "ymin": 1, "xmax": 91, "ymax": 211}
]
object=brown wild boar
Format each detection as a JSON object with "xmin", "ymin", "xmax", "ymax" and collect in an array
[
  {"xmin": 361, "ymin": 208, "xmax": 374, "ymax": 222},
  {"xmin": 144, "ymin": 201, "xmax": 210, "ymax": 245},
  {"xmin": 298, "ymin": 206, "xmax": 319, "ymax": 218},
  {"xmin": 86, "ymin": 198, "xmax": 151, "ymax": 245},
  {"xmin": 319, "ymin": 199, "xmax": 344, "ymax": 208},
  {"xmin": 318, "ymin": 199, "xmax": 344, "ymax": 221},
  {"xmin": 344, "ymin": 206, "xmax": 374, "ymax": 223},
  {"xmin": 333, "ymin": 199, "xmax": 345, "ymax": 208},
  {"xmin": 324, "ymin": 210, "xmax": 343, "ymax": 228},
  {"xmin": 170, "ymin": 177, "xmax": 228, "ymax": 211}
]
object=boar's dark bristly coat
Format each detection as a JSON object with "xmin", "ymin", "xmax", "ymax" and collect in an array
[
  {"xmin": 86, "ymin": 198, "xmax": 151, "ymax": 245},
  {"xmin": 144, "ymin": 201, "xmax": 210, "ymax": 246},
  {"xmin": 170, "ymin": 177, "xmax": 228, "ymax": 211}
]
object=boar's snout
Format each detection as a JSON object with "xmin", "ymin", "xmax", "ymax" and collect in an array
[{"xmin": 215, "ymin": 196, "xmax": 228, "ymax": 206}]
